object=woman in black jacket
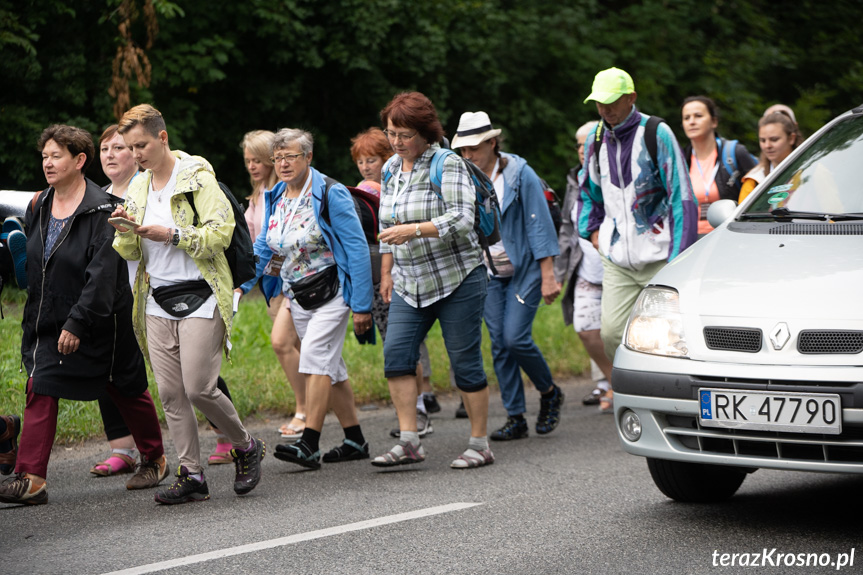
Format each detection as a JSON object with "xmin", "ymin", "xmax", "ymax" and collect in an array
[{"xmin": 0, "ymin": 125, "xmax": 167, "ymax": 506}]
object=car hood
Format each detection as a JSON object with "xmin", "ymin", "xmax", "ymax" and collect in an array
[{"xmin": 654, "ymin": 227, "xmax": 863, "ymax": 321}]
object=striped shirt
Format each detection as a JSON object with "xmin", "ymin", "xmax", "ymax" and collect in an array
[{"xmin": 380, "ymin": 144, "xmax": 483, "ymax": 308}]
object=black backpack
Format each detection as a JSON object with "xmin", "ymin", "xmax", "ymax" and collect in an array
[
  {"xmin": 184, "ymin": 182, "xmax": 257, "ymax": 289},
  {"xmin": 321, "ymin": 177, "xmax": 380, "ymax": 245},
  {"xmin": 540, "ymin": 178, "xmax": 563, "ymax": 235},
  {"xmin": 593, "ymin": 115, "xmax": 664, "ymax": 170}
]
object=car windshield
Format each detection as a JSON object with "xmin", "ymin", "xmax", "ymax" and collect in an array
[{"xmin": 741, "ymin": 112, "xmax": 863, "ymax": 219}]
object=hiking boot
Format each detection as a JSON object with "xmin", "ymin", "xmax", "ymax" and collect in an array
[
  {"xmin": 232, "ymin": 437, "xmax": 266, "ymax": 495},
  {"xmin": 274, "ymin": 440, "xmax": 321, "ymax": 470},
  {"xmin": 536, "ymin": 385, "xmax": 564, "ymax": 435},
  {"xmin": 322, "ymin": 439, "xmax": 370, "ymax": 463},
  {"xmin": 6, "ymin": 230, "xmax": 27, "ymax": 290},
  {"xmin": 0, "ymin": 473, "xmax": 47, "ymax": 505},
  {"xmin": 126, "ymin": 454, "xmax": 169, "ymax": 490},
  {"xmin": 0, "ymin": 414, "xmax": 21, "ymax": 475},
  {"xmin": 422, "ymin": 393, "xmax": 441, "ymax": 413},
  {"xmin": 490, "ymin": 416, "xmax": 529, "ymax": 441},
  {"xmin": 390, "ymin": 410, "xmax": 433, "ymax": 438},
  {"xmin": 455, "ymin": 401, "xmax": 468, "ymax": 419},
  {"xmin": 154, "ymin": 466, "xmax": 209, "ymax": 505}
]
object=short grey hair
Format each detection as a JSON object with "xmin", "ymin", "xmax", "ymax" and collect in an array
[
  {"xmin": 575, "ymin": 120, "xmax": 599, "ymax": 141},
  {"xmin": 272, "ymin": 128, "xmax": 314, "ymax": 156}
]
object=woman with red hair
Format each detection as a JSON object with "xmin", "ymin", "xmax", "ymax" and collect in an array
[{"xmin": 373, "ymin": 92, "xmax": 492, "ymax": 469}]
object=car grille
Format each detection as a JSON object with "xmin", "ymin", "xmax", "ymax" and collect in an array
[
  {"xmin": 768, "ymin": 223, "xmax": 863, "ymax": 235},
  {"xmin": 663, "ymin": 414, "xmax": 863, "ymax": 466},
  {"xmin": 798, "ymin": 330, "xmax": 863, "ymax": 354},
  {"xmin": 703, "ymin": 327, "xmax": 762, "ymax": 352}
]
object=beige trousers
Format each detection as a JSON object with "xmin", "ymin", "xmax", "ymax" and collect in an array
[{"xmin": 146, "ymin": 309, "xmax": 250, "ymax": 473}]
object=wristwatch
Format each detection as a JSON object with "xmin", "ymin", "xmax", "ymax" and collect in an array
[
  {"xmin": 415, "ymin": 223, "xmax": 421, "ymax": 237},
  {"xmin": 171, "ymin": 229, "xmax": 180, "ymax": 246}
]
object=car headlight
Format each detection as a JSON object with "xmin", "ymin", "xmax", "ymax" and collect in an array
[{"xmin": 624, "ymin": 287, "xmax": 688, "ymax": 357}]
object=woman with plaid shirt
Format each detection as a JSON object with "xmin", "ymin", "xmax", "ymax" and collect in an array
[{"xmin": 372, "ymin": 92, "xmax": 494, "ymax": 470}]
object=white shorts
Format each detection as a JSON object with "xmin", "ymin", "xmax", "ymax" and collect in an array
[
  {"xmin": 290, "ymin": 289, "xmax": 350, "ymax": 384},
  {"xmin": 572, "ymin": 277, "xmax": 602, "ymax": 333}
]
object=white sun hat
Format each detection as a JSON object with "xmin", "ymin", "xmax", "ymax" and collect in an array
[{"xmin": 451, "ymin": 111, "xmax": 502, "ymax": 149}]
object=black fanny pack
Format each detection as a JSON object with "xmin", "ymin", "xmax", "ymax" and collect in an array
[
  {"xmin": 152, "ymin": 280, "xmax": 211, "ymax": 318},
  {"xmin": 290, "ymin": 265, "xmax": 340, "ymax": 310}
]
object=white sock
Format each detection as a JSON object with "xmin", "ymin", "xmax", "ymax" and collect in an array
[
  {"xmin": 112, "ymin": 447, "xmax": 137, "ymax": 459},
  {"xmin": 400, "ymin": 431, "xmax": 420, "ymax": 447},
  {"xmin": 416, "ymin": 396, "xmax": 427, "ymax": 414},
  {"xmin": 468, "ymin": 436, "xmax": 488, "ymax": 452}
]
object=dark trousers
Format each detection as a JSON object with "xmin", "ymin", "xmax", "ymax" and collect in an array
[{"xmin": 17, "ymin": 378, "xmax": 164, "ymax": 478}]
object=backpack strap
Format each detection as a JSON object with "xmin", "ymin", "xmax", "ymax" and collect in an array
[
  {"xmin": 718, "ymin": 137, "xmax": 738, "ymax": 178},
  {"xmin": 591, "ymin": 122, "xmax": 604, "ymax": 168},
  {"xmin": 30, "ymin": 190, "xmax": 46, "ymax": 216},
  {"xmin": 321, "ymin": 176, "xmax": 337, "ymax": 226},
  {"xmin": 429, "ymin": 148, "xmax": 454, "ymax": 200},
  {"xmin": 644, "ymin": 115, "xmax": 664, "ymax": 168}
]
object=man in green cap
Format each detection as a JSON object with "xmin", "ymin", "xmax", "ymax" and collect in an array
[{"xmin": 575, "ymin": 67, "xmax": 698, "ymax": 409}]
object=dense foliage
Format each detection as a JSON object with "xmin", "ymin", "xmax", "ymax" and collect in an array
[{"xmin": 3, "ymin": 0, "xmax": 862, "ymax": 196}]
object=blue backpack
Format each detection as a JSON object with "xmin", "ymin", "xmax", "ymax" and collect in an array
[{"xmin": 384, "ymin": 148, "xmax": 502, "ymax": 273}]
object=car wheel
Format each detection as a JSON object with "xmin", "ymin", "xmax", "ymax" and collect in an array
[{"xmin": 646, "ymin": 458, "xmax": 747, "ymax": 503}]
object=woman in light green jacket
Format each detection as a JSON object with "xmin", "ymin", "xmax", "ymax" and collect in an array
[{"xmin": 111, "ymin": 104, "xmax": 265, "ymax": 505}]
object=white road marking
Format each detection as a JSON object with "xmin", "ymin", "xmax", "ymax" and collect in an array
[{"xmin": 100, "ymin": 502, "xmax": 482, "ymax": 575}]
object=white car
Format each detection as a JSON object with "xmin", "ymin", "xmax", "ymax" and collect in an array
[{"xmin": 613, "ymin": 105, "xmax": 863, "ymax": 502}]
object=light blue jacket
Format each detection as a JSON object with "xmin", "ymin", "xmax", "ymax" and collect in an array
[
  {"xmin": 496, "ymin": 152, "xmax": 560, "ymax": 292},
  {"xmin": 240, "ymin": 168, "xmax": 373, "ymax": 313}
]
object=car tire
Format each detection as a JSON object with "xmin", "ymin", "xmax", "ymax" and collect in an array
[{"xmin": 646, "ymin": 458, "xmax": 747, "ymax": 503}]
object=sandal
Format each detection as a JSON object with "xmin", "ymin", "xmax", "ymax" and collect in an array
[
  {"xmin": 90, "ymin": 452, "xmax": 136, "ymax": 476},
  {"xmin": 274, "ymin": 441, "xmax": 321, "ymax": 470},
  {"xmin": 322, "ymin": 440, "xmax": 369, "ymax": 463},
  {"xmin": 599, "ymin": 391, "xmax": 614, "ymax": 414},
  {"xmin": 370, "ymin": 441, "xmax": 425, "ymax": 467},
  {"xmin": 450, "ymin": 447, "xmax": 494, "ymax": 469},
  {"xmin": 207, "ymin": 442, "xmax": 234, "ymax": 465},
  {"xmin": 278, "ymin": 413, "xmax": 306, "ymax": 439},
  {"xmin": 0, "ymin": 415, "xmax": 21, "ymax": 476}
]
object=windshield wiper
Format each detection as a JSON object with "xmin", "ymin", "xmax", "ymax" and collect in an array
[{"xmin": 739, "ymin": 208, "xmax": 863, "ymax": 221}]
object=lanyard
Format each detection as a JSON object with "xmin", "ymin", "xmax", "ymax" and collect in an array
[
  {"xmin": 279, "ymin": 170, "xmax": 313, "ymax": 248},
  {"xmin": 692, "ymin": 150, "xmax": 719, "ymax": 202},
  {"xmin": 391, "ymin": 164, "xmax": 413, "ymax": 223}
]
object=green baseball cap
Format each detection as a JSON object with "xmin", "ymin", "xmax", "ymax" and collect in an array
[{"xmin": 584, "ymin": 67, "xmax": 635, "ymax": 104}]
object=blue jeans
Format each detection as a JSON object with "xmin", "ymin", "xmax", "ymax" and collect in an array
[
  {"xmin": 484, "ymin": 274, "xmax": 553, "ymax": 416},
  {"xmin": 384, "ymin": 266, "xmax": 488, "ymax": 392}
]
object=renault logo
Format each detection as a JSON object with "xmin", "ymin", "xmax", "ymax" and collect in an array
[{"xmin": 769, "ymin": 323, "xmax": 790, "ymax": 350}]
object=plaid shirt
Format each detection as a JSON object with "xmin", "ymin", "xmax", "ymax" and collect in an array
[{"xmin": 380, "ymin": 144, "xmax": 482, "ymax": 308}]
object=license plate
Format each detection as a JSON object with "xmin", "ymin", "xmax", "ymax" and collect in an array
[{"xmin": 698, "ymin": 388, "xmax": 842, "ymax": 435}]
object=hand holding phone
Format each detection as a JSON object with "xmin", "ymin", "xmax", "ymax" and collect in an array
[{"xmin": 108, "ymin": 216, "xmax": 140, "ymax": 232}]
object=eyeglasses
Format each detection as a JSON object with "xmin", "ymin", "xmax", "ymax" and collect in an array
[
  {"xmin": 270, "ymin": 153, "xmax": 305, "ymax": 164},
  {"xmin": 383, "ymin": 130, "xmax": 418, "ymax": 143}
]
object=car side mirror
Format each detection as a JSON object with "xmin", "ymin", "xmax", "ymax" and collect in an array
[{"xmin": 707, "ymin": 199, "xmax": 737, "ymax": 228}]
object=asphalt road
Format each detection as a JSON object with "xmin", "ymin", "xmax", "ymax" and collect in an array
[{"xmin": 2, "ymin": 377, "xmax": 862, "ymax": 575}]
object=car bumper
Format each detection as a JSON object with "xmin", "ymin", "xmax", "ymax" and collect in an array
[{"xmin": 612, "ymin": 347, "xmax": 863, "ymax": 474}]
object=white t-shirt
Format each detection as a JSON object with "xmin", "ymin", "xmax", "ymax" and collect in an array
[
  {"xmin": 570, "ymin": 197, "xmax": 604, "ymax": 284},
  {"xmin": 140, "ymin": 160, "xmax": 216, "ymax": 319}
]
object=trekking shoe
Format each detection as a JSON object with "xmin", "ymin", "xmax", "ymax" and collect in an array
[
  {"xmin": 126, "ymin": 454, "xmax": 169, "ymax": 490},
  {"xmin": 1, "ymin": 217, "xmax": 23, "ymax": 236},
  {"xmin": 154, "ymin": 466, "xmax": 209, "ymax": 505},
  {"xmin": 322, "ymin": 439, "xmax": 369, "ymax": 463},
  {"xmin": 232, "ymin": 437, "xmax": 266, "ymax": 495},
  {"xmin": 536, "ymin": 385, "xmax": 564, "ymax": 435},
  {"xmin": 490, "ymin": 416, "xmax": 529, "ymax": 441},
  {"xmin": 6, "ymin": 230, "xmax": 27, "ymax": 290},
  {"xmin": 371, "ymin": 441, "xmax": 426, "ymax": 467},
  {"xmin": 450, "ymin": 447, "xmax": 494, "ymax": 469},
  {"xmin": 389, "ymin": 410, "xmax": 433, "ymax": 438},
  {"xmin": 0, "ymin": 473, "xmax": 47, "ymax": 505},
  {"xmin": 274, "ymin": 440, "xmax": 321, "ymax": 470},
  {"xmin": 0, "ymin": 414, "xmax": 21, "ymax": 475},
  {"xmin": 582, "ymin": 388, "xmax": 602, "ymax": 406},
  {"xmin": 455, "ymin": 401, "xmax": 468, "ymax": 419},
  {"xmin": 422, "ymin": 393, "xmax": 441, "ymax": 413}
]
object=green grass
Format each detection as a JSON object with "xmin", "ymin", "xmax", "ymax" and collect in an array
[{"xmin": 0, "ymin": 286, "xmax": 589, "ymax": 443}]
